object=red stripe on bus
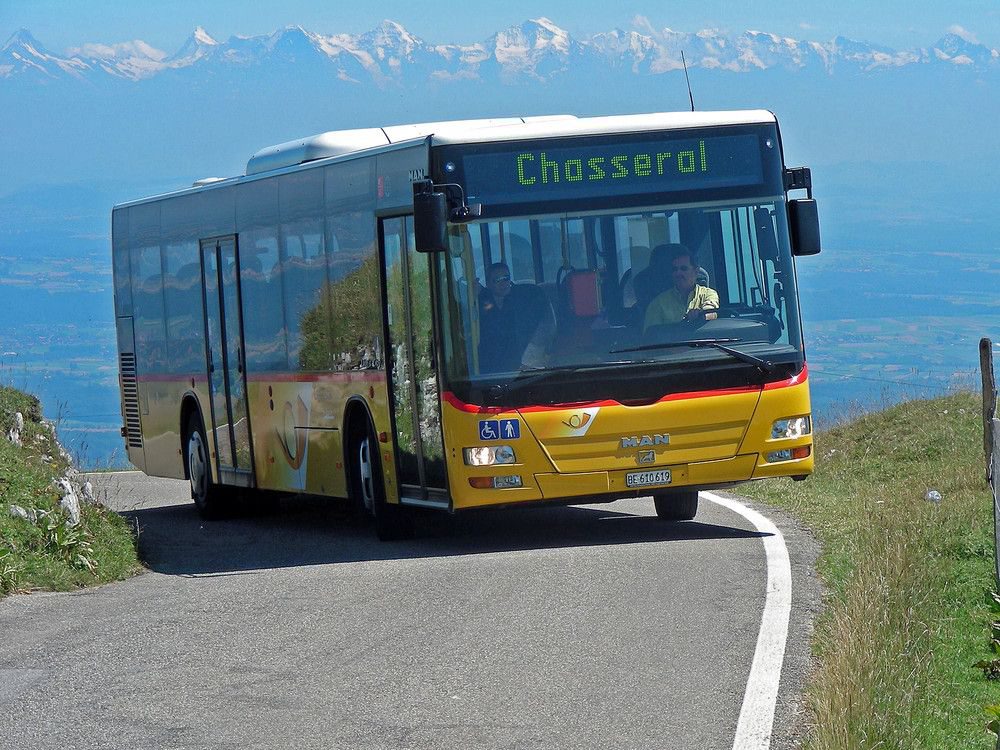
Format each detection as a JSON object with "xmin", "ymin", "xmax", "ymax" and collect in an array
[
  {"xmin": 442, "ymin": 364, "xmax": 807, "ymax": 413},
  {"xmin": 763, "ymin": 362, "xmax": 808, "ymax": 390},
  {"xmin": 441, "ymin": 392, "xmax": 508, "ymax": 414}
]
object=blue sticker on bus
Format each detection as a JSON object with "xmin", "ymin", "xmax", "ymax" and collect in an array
[
  {"xmin": 499, "ymin": 419, "xmax": 521, "ymax": 440},
  {"xmin": 478, "ymin": 420, "xmax": 500, "ymax": 441}
]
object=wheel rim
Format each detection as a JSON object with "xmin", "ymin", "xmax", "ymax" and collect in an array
[
  {"xmin": 188, "ymin": 431, "xmax": 208, "ymax": 502},
  {"xmin": 358, "ymin": 436, "xmax": 375, "ymax": 512}
]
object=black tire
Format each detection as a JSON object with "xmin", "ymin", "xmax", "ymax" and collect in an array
[
  {"xmin": 653, "ymin": 490, "xmax": 699, "ymax": 521},
  {"xmin": 351, "ymin": 426, "xmax": 412, "ymax": 541},
  {"xmin": 185, "ymin": 413, "xmax": 230, "ymax": 520}
]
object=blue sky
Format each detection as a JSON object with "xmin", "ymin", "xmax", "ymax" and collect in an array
[{"xmin": 2, "ymin": 0, "xmax": 999, "ymax": 53}]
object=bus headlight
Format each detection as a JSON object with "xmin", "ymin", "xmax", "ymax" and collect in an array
[
  {"xmin": 463, "ymin": 445, "xmax": 516, "ymax": 466},
  {"xmin": 771, "ymin": 416, "xmax": 811, "ymax": 440}
]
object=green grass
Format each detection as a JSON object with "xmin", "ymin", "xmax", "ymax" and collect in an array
[
  {"xmin": 744, "ymin": 390, "xmax": 1000, "ymax": 748},
  {"xmin": 0, "ymin": 385, "xmax": 141, "ymax": 597}
]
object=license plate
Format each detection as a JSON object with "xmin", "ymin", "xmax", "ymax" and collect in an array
[{"xmin": 626, "ymin": 469, "xmax": 672, "ymax": 488}]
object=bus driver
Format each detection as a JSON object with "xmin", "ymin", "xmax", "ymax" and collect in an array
[{"xmin": 643, "ymin": 244, "xmax": 719, "ymax": 330}]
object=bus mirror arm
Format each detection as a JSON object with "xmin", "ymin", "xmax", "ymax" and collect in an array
[
  {"xmin": 433, "ymin": 181, "xmax": 480, "ymax": 223},
  {"xmin": 414, "ymin": 179, "xmax": 482, "ymax": 252}
]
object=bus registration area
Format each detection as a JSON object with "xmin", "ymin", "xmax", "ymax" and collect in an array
[{"xmin": 625, "ymin": 469, "xmax": 673, "ymax": 489}]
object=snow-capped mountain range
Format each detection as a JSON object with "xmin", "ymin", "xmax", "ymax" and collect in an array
[{"xmin": 2, "ymin": 18, "xmax": 998, "ymax": 85}]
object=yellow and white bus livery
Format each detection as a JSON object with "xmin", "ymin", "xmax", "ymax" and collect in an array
[{"xmin": 112, "ymin": 110, "xmax": 822, "ymax": 539}]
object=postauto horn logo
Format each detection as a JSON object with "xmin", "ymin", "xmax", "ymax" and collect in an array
[{"xmin": 560, "ymin": 408, "xmax": 599, "ymax": 437}]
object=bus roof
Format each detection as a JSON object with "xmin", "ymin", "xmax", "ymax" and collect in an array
[
  {"xmin": 245, "ymin": 110, "xmax": 776, "ymax": 175},
  {"xmin": 245, "ymin": 115, "xmax": 578, "ymax": 176},
  {"xmin": 427, "ymin": 110, "xmax": 776, "ymax": 147},
  {"xmin": 115, "ymin": 110, "xmax": 777, "ymax": 209}
]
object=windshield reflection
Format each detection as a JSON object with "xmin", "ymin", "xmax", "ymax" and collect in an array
[{"xmin": 434, "ymin": 200, "xmax": 803, "ymax": 402}]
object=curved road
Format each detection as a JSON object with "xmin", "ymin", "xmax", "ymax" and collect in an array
[{"xmin": 0, "ymin": 473, "xmax": 820, "ymax": 749}]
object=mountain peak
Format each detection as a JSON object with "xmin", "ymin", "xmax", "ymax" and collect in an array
[
  {"xmin": 166, "ymin": 26, "xmax": 220, "ymax": 65},
  {"xmin": 528, "ymin": 17, "xmax": 567, "ymax": 35},
  {"xmin": 2, "ymin": 28, "xmax": 45, "ymax": 53},
  {"xmin": 363, "ymin": 20, "xmax": 422, "ymax": 46},
  {"xmin": 192, "ymin": 27, "xmax": 218, "ymax": 46}
]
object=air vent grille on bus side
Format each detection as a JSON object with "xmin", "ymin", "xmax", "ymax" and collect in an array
[{"xmin": 119, "ymin": 353, "xmax": 142, "ymax": 448}]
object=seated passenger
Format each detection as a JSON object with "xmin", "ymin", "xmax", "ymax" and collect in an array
[
  {"xmin": 632, "ymin": 244, "xmax": 669, "ymax": 310},
  {"xmin": 643, "ymin": 245, "xmax": 719, "ymax": 330},
  {"xmin": 478, "ymin": 262, "xmax": 555, "ymax": 371}
]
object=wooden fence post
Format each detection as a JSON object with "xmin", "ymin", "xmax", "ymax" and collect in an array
[
  {"xmin": 984, "ymin": 339, "xmax": 998, "ymax": 478},
  {"xmin": 981, "ymin": 338, "xmax": 999, "ymax": 587}
]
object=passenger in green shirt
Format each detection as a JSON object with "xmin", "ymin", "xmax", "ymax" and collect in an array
[{"xmin": 643, "ymin": 244, "xmax": 719, "ymax": 330}]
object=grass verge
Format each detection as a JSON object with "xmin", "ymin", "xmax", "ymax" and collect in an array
[
  {"xmin": 0, "ymin": 385, "xmax": 141, "ymax": 598},
  {"xmin": 743, "ymin": 390, "xmax": 1000, "ymax": 748}
]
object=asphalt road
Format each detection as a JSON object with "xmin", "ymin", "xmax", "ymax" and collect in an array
[{"xmin": 0, "ymin": 473, "xmax": 820, "ymax": 750}]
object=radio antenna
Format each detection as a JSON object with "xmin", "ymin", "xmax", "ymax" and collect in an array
[{"xmin": 681, "ymin": 50, "xmax": 695, "ymax": 111}]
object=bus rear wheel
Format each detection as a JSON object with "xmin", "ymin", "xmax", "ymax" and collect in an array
[
  {"xmin": 352, "ymin": 428, "xmax": 412, "ymax": 542},
  {"xmin": 653, "ymin": 490, "xmax": 699, "ymax": 521},
  {"xmin": 185, "ymin": 414, "xmax": 229, "ymax": 520}
]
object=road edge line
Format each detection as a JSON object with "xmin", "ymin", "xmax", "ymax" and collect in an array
[{"xmin": 702, "ymin": 491, "xmax": 792, "ymax": 750}]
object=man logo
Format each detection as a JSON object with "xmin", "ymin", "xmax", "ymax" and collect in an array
[
  {"xmin": 562, "ymin": 413, "xmax": 592, "ymax": 430},
  {"xmin": 620, "ymin": 434, "xmax": 671, "ymax": 448},
  {"xmin": 637, "ymin": 450, "xmax": 655, "ymax": 465}
]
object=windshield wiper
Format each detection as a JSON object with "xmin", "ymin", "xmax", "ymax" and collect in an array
[
  {"xmin": 610, "ymin": 338, "xmax": 778, "ymax": 376},
  {"xmin": 511, "ymin": 360, "xmax": 638, "ymax": 387},
  {"xmin": 484, "ymin": 361, "xmax": 641, "ymax": 403}
]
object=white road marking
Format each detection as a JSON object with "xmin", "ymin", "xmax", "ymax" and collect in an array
[{"xmin": 702, "ymin": 492, "xmax": 792, "ymax": 750}]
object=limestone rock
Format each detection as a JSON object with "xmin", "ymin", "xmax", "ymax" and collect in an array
[
  {"xmin": 8, "ymin": 504, "xmax": 38, "ymax": 523},
  {"xmin": 7, "ymin": 412, "xmax": 24, "ymax": 447},
  {"xmin": 56, "ymin": 478, "xmax": 81, "ymax": 526}
]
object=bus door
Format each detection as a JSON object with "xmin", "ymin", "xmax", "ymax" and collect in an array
[
  {"xmin": 382, "ymin": 216, "xmax": 448, "ymax": 507},
  {"xmin": 200, "ymin": 236, "xmax": 254, "ymax": 487}
]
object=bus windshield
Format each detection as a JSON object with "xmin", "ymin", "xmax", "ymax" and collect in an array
[{"xmin": 433, "ymin": 197, "xmax": 804, "ymax": 407}]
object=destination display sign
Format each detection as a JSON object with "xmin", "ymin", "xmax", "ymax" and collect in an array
[{"xmin": 456, "ymin": 131, "xmax": 771, "ymax": 208}]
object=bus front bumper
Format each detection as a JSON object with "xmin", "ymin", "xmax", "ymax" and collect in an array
[{"xmin": 451, "ymin": 449, "xmax": 813, "ymax": 510}]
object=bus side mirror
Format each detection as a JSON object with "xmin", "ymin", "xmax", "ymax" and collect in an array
[
  {"xmin": 788, "ymin": 199, "xmax": 821, "ymax": 256},
  {"xmin": 413, "ymin": 186, "xmax": 449, "ymax": 253}
]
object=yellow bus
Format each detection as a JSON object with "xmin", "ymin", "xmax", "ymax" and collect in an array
[{"xmin": 112, "ymin": 111, "xmax": 821, "ymax": 539}]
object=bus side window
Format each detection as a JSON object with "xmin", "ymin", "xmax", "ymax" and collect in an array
[
  {"xmin": 326, "ymin": 209, "xmax": 380, "ymax": 371},
  {"xmin": 162, "ymin": 241, "xmax": 202, "ymax": 375},
  {"xmin": 240, "ymin": 228, "xmax": 287, "ymax": 371},
  {"xmin": 130, "ymin": 243, "xmax": 167, "ymax": 374},
  {"xmin": 280, "ymin": 218, "xmax": 329, "ymax": 371}
]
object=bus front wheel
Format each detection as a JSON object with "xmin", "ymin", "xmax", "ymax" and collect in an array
[
  {"xmin": 352, "ymin": 429, "xmax": 412, "ymax": 542},
  {"xmin": 653, "ymin": 490, "xmax": 699, "ymax": 521},
  {"xmin": 185, "ymin": 414, "xmax": 229, "ymax": 520}
]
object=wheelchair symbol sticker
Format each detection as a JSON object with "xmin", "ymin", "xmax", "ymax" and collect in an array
[{"xmin": 479, "ymin": 421, "xmax": 500, "ymax": 440}]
